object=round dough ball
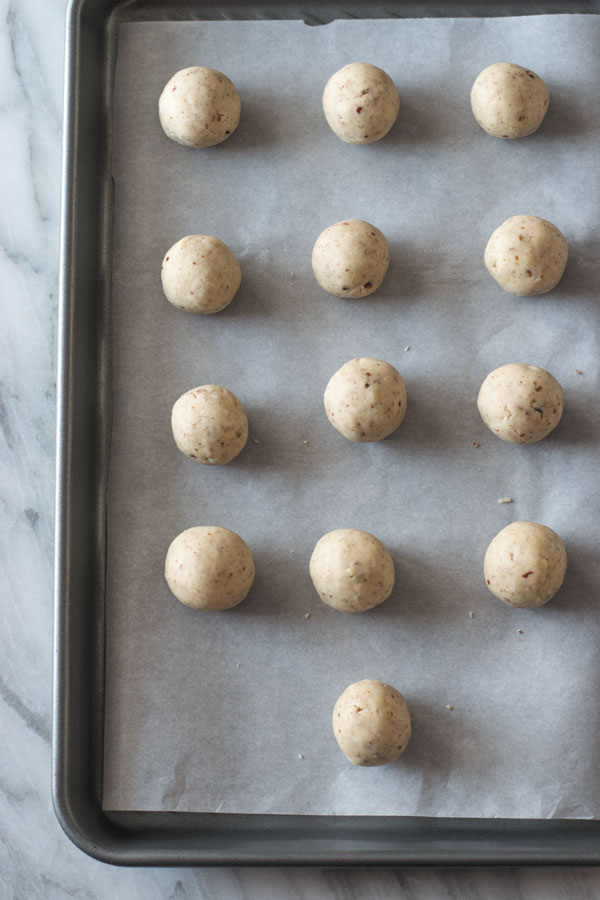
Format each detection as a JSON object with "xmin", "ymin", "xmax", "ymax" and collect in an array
[
  {"xmin": 161, "ymin": 235, "xmax": 241, "ymax": 314},
  {"xmin": 484, "ymin": 215, "xmax": 568, "ymax": 296},
  {"xmin": 324, "ymin": 357, "xmax": 406, "ymax": 442},
  {"xmin": 333, "ymin": 679, "xmax": 411, "ymax": 766},
  {"xmin": 165, "ymin": 526, "xmax": 255, "ymax": 610},
  {"xmin": 470, "ymin": 62, "xmax": 549, "ymax": 139},
  {"xmin": 158, "ymin": 66, "xmax": 241, "ymax": 148},
  {"xmin": 312, "ymin": 219, "xmax": 389, "ymax": 299},
  {"xmin": 484, "ymin": 521, "xmax": 567, "ymax": 608},
  {"xmin": 477, "ymin": 363, "xmax": 563, "ymax": 444},
  {"xmin": 309, "ymin": 529, "xmax": 395, "ymax": 613},
  {"xmin": 322, "ymin": 62, "xmax": 400, "ymax": 144},
  {"xmin": 171, "ymin": 385, "xmax": 248, "ymax": 465}
]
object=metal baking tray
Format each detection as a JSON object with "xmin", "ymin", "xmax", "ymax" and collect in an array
[{"xmin": 54, "ymin": 0, "xmax": 600, "ymax": 866}]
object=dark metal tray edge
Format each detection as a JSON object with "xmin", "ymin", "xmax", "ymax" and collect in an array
[{"xmin": 53, "ymin": 0, "xmax": 600, "ymax": 866}]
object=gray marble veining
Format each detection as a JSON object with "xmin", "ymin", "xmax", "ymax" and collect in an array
[{"xmin": 1, "ymin": 0, "xmax": 600, "ymax": 895}]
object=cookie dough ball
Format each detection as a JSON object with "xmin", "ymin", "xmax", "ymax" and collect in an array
[
  {"xmin": 165, "ymin": 526, "xmax": 255, "ymax": 610},
  {"xmin": 333, "ymin": 679, "xmax": 411, "ymax": 766},
  {"xmin": 324, "ymin": 357, "xmax": 406, "ymax": 442},
  {"xmin": 484, "ymin": 521, "xmax": 567, "ymax": 608},
  {"xmin": 310, "ymin": 529, "xmax": 395, "ymax": 613},
  {"xmin": 312, "ymin": 219, "xmax": 389, "ymax": 299},
  {"xmin": 484, "ymin": 215, "xmax": 568, "ymax": 296},
  {"xmin": 477, "ymin": 363, "xmax": 563, "ymax": 444},
  {"xmin": 171, "ymin": 385, "xmax": 248, "ymax": 465},
  {"xmin": 322, "ymin": 62, "xmax": 400, "ymax": 144},
  {"xmin": 158, "ymin": 66, "xmax": 241, "ymax": 148},
  {"xmin": 470, "ymin": 62, "xmax": 549, "ymax": 139},
  {"xmin": 161, "ymin": 235, "xmax": 241, "ymax": 314}
]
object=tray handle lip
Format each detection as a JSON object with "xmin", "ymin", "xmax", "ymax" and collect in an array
[
  {"xmin": 53, "ymin": 0, "xmax": 114, "ymax": 863},
  {"xmin": 46, "ymin": 786, "xmax": 600, "ymax": 867},
  {"xmin": 53, "ymin": 0, "xmax": 81, "ymax": 861}
]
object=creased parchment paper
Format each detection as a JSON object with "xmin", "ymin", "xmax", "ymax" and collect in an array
[{"xmin": 104, "ymin": 15, "xmax": 600, "ymax": 816}]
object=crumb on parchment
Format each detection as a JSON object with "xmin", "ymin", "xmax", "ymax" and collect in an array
[
  {"xmin": 297, "ymin": 753, "xmax": 304, "ymax": 759},
  {"xmin": 253, "ymin": 438, "xmax": 261, "ymax": 444},
  {"xmin": 445, "ymin": 704, "xmax": 454, "ymax": 710},
  {"xmin": 468, "ymin": 611, "xmax": 474, "ymax": 618},
  {"xmin": 574, "ymin": 369, "xmax": 582, "ymax": 375},
  {"xmin": 498, "ymin": 497, "xmax": 513, "ymax": 504},
  {"xmin": 517, "ymin": 629, "xmax": 524, "ymax": 634},
  {"xmin": 304, "ymin": 612, "xmax": 311, "ymax": 619},
  {"xmin": 472, "ymin": 441, "xmax": 479, "ymax": 447}
]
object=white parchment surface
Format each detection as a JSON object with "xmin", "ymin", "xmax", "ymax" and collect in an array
[{"xmin": 104, "ymin": 15, "xmax": 600, "ymax": 816}]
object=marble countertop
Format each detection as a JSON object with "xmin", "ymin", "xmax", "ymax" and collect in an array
[{"xmin": 2, "ymin": 0, "xmax": 599, "ymax": 895}]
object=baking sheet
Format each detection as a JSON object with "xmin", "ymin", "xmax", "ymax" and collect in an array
[{"xmin": 104, "ymin": 14, "xmax": 600, "ymax": 817}]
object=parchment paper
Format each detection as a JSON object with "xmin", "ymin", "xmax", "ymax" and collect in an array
[{"xmin": 104, "ymin": 15, "xmax": 600, "ymax": 817}]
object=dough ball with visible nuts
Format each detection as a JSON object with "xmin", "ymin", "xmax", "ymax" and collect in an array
[
  {"xmin": 161, "ymin": 235, "xmax": 241, "ymax": 314},
  {"xmin": 171, "ymin": 385, "xmax": 248, "ymax": 465},
  {"xmin": 322, "ymin": 62, "xmax": 399, "ymax": 144},
  {"xmin": 165, "ymin": 526, "xmax": 255, "ymax": 610},
  {"xmin": 309, "ymin": 529, "xmax": 395, "ymax": 613},
  {"xmin": 470, "ymin": 62, "xmax": 549, "ymax": 139},
  {"xmin": 324, "ymin": 357, "xmax": 406, "ymax": 442},
  {"xmin": 312, "ymin": 220, "xmax": 389, "ymax": 299},
  {"xmin": 484, "ymin": 521, "xmax": 567, "ymax": 608},
  {"xmin": 158, "ymin": 66, "xmax": 240, "ymax": 147},
  {"xmin": 484, "ymin": 215, "xmax": 568, "ymax": 296},
  {"xmin": 477, "ymin": 363, "xmax": 563, "ymax": 444},
  {"xmin": 333, "ymin": 679, "xmax": 411, "ymax": 766}
]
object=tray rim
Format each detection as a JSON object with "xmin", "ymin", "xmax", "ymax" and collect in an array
[{"xmin": 53, "ymin": 0, "xmax": 600, "ymax": 866}]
